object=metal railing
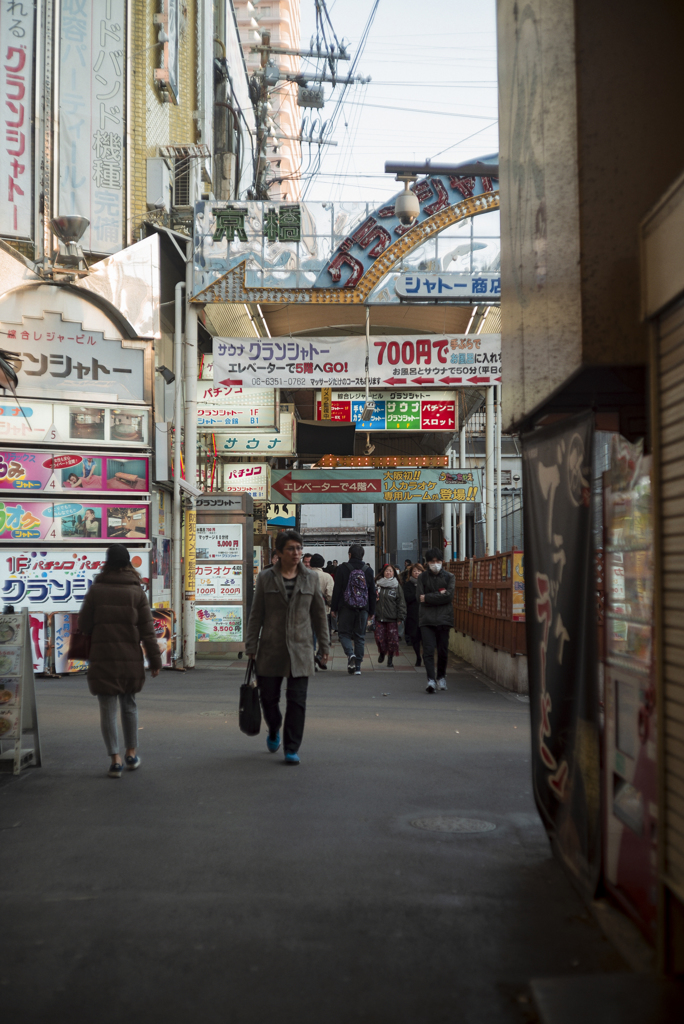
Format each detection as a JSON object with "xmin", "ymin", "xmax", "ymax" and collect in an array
[{"xmin": 447, "ymin": 551, "xmax": 526, "ymax": 656}]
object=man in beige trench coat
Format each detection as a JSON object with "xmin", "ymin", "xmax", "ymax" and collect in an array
[{"xmin": 245, "ymin": 529, "xmax": 330, "ymax": 765}]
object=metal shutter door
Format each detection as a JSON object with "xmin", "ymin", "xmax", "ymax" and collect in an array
[{"xmin": 659, "ymin": 300, "xmax": 684, "ymax": 892}]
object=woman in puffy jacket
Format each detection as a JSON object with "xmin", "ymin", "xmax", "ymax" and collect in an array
[
  {"xmin": 78, "ymin": 544, "xmax": 161, "ymax": 778},
  {"xmin": 403, "ymin": 562, "xmax": 424, "ymax": 667},
  {"xmin": 374, "ymin": 564, "xmax": 407, "ymax": 668}
]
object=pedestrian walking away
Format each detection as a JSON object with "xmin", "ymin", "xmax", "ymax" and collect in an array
[
  {"xmin": 331, "ymin": 544, "xmax": 376, "ymax": 675},
  {"xmin": 245, "ymin": 529, "xmax": 329, "ymax": 765},
  {"xmin": 403, "ymin": 563, "xmax": 425, "ymax": 667},
  {"xmin": 374, "ymin": 564, "xmax": 407, "ymax": 668},
  {"xmin": 417, "ymin": 549, "xmax": 455, "ymax": 694},
  {"xmin": 309, "ymin": 553, "xmax": 334, "ymax": 669},
  {"xmin": 77, "ymin": 544, "xmax": 161, "ymax": 778}
]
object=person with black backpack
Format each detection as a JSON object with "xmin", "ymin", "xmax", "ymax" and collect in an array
[{"xmin": 331, "ymin": 544, "xmax": 376, "ymax": 675}]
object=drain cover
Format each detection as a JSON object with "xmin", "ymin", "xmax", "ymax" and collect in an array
[{"xmin": 409, "ymin": 816, "xmax": 496, "ymax": 834}]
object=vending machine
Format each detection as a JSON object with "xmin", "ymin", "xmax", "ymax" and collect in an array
[{"xmin": 603, "ymin": 436, "xmax": 657, "ymax": 940}]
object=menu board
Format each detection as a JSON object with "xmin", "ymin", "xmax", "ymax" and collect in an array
[
  {"xmin": 0, "ymin": 500, "xmax": 149, "ymax": 542},
  {"xmin": 316, "ymin": 390, "xmax": 456, "ymax": 431},
  {"xmin": 195, "ymin": 564, "xmax": 243, "ymax": 600},
  {"xmin": 0, "ymin": 450, "xmax": 150, "ymax": 493},
  {"xmin": 195, "ymin": 523, "xmax": 242, "ymax": 561},
  {"xmin": 0, "ymin": 610, "xmax": 42, "ymax": 774},
  {"xmin": 195, "ymin": 605, "xmax": 243, "ymax": 643},
  {"xmin": 0, "ymin": 400, "xmax": 150, "ymax": 447}
]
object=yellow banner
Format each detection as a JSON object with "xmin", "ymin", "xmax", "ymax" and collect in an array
[
  {"xmin": 321, "ymin": 387, "xmax": 332, "ymax": 420},
  {"xmin": 184, "ymin": 508, "xmax": 196, "ymax": 599}
]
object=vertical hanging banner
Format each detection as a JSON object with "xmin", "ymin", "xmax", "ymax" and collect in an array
[
  {"xmin": 59, "ymin": 0, "xmax": 125, "ymax": 255},
  {"xmin": 521, "ymin": 411, "xmax": 601, "ymax": 898},
  {"xmin": 0, "ymin": 0, "xmax": 35, "ymax": 238}
]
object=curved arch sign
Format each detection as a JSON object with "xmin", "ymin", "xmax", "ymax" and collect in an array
[{"xmin": 191, "ymin": 162, "xmax": 498, "ymax": 306}]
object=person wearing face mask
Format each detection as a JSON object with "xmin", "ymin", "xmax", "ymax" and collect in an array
[
  {"xmin": 374, "ymin": 564, "xmax": 407, "ymax": 668},
  {"xmin": 417, "ymin": 548, "xmax": 455, "ymax": 693}
]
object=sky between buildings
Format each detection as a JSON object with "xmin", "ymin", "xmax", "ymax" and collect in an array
[{"xmin": 296, "ymin": 0, "xmax": 499, "ymax": 203}]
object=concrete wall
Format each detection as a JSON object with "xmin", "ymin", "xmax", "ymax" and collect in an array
[
  {"xmin": 449, "ymin": 631, "xmax": 528, "ymax": 694},
  {"xmin": 497, "ymin": 0, "xmax": 684, "ymax": 429}
]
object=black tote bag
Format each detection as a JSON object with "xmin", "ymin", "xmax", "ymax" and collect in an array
[{"xmin": 239, "ymin": 658, "xmax": 261, "ymax": 736}]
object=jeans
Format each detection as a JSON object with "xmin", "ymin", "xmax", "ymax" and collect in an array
[
  {"xmin": 420, "ymin": 624, "xmax": 450, "ymax": 681},
  {"xmin": 258, "ymin": 676, "xmax": 308, "ymax": 753},
  {"xmin": 336, "ymin": 605, "xmax": 368, "ymax": 661},
  {"xmin": 98, "ymin": 693, "xmax": 138, "ymax": 755}
]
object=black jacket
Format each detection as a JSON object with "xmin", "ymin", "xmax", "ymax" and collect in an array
[
  {"xmin": 331, "ymin": 558, "xmax": 376, "ymax": 615},
  {"xmin": 416, "ymin": 567, "xmax": 455, "ymax": 627},
  {"xmin": 403, "ymin": 578, "xmax": 420, "ymax": 638}
]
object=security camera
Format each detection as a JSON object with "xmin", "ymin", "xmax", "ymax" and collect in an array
[{"xmin": 394, "ymin": 176, "xmax": 420, "ymax": 226}]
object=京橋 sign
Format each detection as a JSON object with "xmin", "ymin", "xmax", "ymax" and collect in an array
[
  {"xmin": 192, "ymin": 162, "xmax": 498, "ymax": 304},
  {"xmin": 214, "ymin": 335, "xmax": 501, "ymax": 389}
]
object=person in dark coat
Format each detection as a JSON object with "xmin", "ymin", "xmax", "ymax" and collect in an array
[
  {"xmin": 374, "ymin": 564, "xmax": 407, "ymax": 667},
  {"xmin": 403, "ymin": 562, "xmax": 424, "ymax": 667},
  {"xmin": 417, "ymin": 547, "xmax": 456, "ymax": 693},
  {"xmin": 78, "ymin": 544, "xmax": 161, "ymax": 778}
]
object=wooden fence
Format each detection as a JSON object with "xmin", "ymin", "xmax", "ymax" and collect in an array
[{"xmin": 446, "ymin": 551, "xmax": 526, "ymax": 657}]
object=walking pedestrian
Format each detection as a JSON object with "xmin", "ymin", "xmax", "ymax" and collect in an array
[
  {"xmin": 417, "ymin": 548, "xmax": 455, "ymax": 693},
  {"xmin": 403, "ymin": 562, "xmax": 425, "ymax": 667},
  {"xmin": 309, "ymin": 553, "xmax": 334, "ymax": 669},
  {"xmin": 331, "ymin": 544, "xmax": 376, "ymax": 675},
  {"xmin": 245, "ymin": 529, "xmax": 329, "ymax": 765},
  {"xmin": 77, "ymin": 544, "xmax": 161, "ymax": 778},
  {"xmin": 303, "ymin": 553, "xmax": 312, "ymax": 568},
  {"xmin": 374, "ymin": 564, "xmax": 407, "ymax": 668}
]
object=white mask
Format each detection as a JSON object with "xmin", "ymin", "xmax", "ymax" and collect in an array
[{"xmin": 429, "ymin": 562, "xmax": 442, "ymax": 573}]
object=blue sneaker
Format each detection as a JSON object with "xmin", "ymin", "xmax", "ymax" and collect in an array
[
  {"xmin": 267, "ymin": 733, "xmax": 281, "ymax": 753},
  {"xmin": 125, "ymin": 755, "xmax": 141, "ymax": 771},
  {"xmin": 284, "ymin": 752, "xmax": 300, "ymax": 765},
  {"xmin": 108, "ymin": 762, "xmax": 123, "ymax": 778}
]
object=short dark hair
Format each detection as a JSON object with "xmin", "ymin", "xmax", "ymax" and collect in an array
[
  {"xmin": 104, "ymin": 544, "xmax": 130, "ymax": 569},
  {"xmin": 303, "ymin": 552, "xmax": 312, "ymax": 559},
  {"xmin": 425, "ymin": 547, "xmax": 442, "ymax": 562},
  {"xmin": 275, "ymin": 529, "xmax": 303, "ymax": 552},
  {"xmin": 310, "ymin": 554, "xmax": 325, "ymax": 568},
  {"xmin": 349, "ymin": 544, "xmax": 364, "ymax": 560}
]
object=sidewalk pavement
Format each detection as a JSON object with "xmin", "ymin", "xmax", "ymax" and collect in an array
[{"xmin": 0, "ymin": 638, "xmax": 628, "ymax": 1024}]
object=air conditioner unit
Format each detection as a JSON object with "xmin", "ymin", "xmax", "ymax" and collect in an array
[{"xmin": 146, "ymin": 158, "xmax": 171, "ymax": 211}]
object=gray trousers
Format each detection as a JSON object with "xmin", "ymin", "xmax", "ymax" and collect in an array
[
  {"xmin": 337, "ymin": 606, "xmax": 369, "ymax": 661},
  {"xmin": 97, "ymin": 694, "xmax": 138, "ymax": 755}
]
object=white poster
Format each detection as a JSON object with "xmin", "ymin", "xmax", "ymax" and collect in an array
[
  {"xmin": 222, "ymin": 462, "xmax": 270, "ymax": 500},
  {"xmin": 214, "ymin": 335, "xmax": 502, "ymax": 389},
  {"xmin": 197, "ymin": 385, "xmax": 276, "ymax": 428},
  {"xmin": 59, "ymin": 0, "xmax": 126, "ymax": 255},
  {"xmin": 0, "ymin": 0, "xmax": 34, "ymax": 238},
  {"xmin": 194, "ymin": 564, "xmax": 243, "ymax": 600},
  {"xmin": 195, "ymin": 523, "xmax": 242, "ymax": 561}
]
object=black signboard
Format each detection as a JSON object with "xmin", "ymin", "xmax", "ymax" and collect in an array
[{"xmin": 521, "ymin": 411, "xmax": 601, "ymax": 897}]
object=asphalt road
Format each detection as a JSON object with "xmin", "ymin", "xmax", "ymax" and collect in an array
[{"xmin": 0, "ymin": 644, "xmax": 625, "ymax": 1023}]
